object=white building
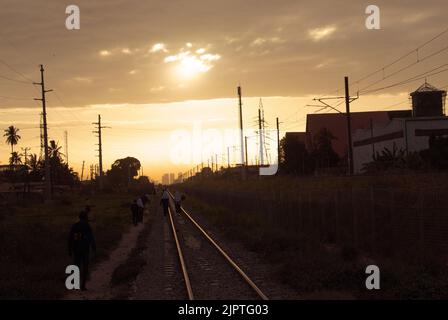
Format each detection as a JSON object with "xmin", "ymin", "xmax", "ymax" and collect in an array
[{"xmin": 353, "ymin": 82, "xmax": 448, "ymax": 173}]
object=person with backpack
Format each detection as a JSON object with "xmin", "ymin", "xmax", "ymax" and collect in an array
[
  {"xmin": 68, "ymin": 210, "xmax": 96, "ymax": 291},
  {"xmin": 160, "ymin": 188, "xmax": 170, "ymax": 216}
]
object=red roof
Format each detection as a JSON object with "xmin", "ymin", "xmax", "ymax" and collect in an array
[{"xmin": 305, "ymin": 110, "xmax": 412, "ymax": 157}]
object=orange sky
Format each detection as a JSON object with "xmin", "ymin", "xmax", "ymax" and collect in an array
[{"xmin": 0, "ymin": 0, "xmax": 447, "ymax": 181}]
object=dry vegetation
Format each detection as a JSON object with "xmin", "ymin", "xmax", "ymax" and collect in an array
[
  {"xmin": 180, "ymin": 172, "xmax": 448, "ymax": 299},
  {"xmin": 0, "ymin": 192, "xmax": 137, "ymax": 299}
]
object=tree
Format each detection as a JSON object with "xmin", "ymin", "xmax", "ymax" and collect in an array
[
  {"xmin": 311, "ymin": 128, "xmax": 340, "ymax": 170},
  {"xmin": 362, "ymin": 144, "xmax": 406, "ymax": 173},
  {"xmin": 420, "ymin": 135, "xmax": 448, "ymax": 170},
  {"xmin": 279, "ymin": 135, "xmax": 312, "ymax": 175},
  {"xmin": 48, "ymin": 140, "xmax": 64, "ymax": 160},
  {"xmin": 4, "ymin": 125, "xmax": 21, "ymax": 154},
  {"xmin": 106, "ymin": 157, "xmax": 141, "ymax": 187},
  {"xmin": 9, "ymin": 152, "xmax": 22, "ymax": 165},
  {"xmin": 46, "ymin": 140, "xmax": 77, "ymax": 186},
  {"xmin": 28, "ymin": 153, "xmax": 44, "ymax": 181}
]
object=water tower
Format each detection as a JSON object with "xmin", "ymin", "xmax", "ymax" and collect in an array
[{"xmin": 410, "ymin": 82, "xmax": 446, "ymax": 117}]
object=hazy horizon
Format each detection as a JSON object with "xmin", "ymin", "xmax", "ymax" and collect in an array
[{"xmin": 1, "ymin": 0, "xmax": 447, "ymax": 180}]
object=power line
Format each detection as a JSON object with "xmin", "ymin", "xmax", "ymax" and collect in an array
[
  {"xmin": 361, "ymin": 67, "xmax": 448, "ymax": 95},
  {"xmin": 0, "ymin": 74, "xmax": 32, "ymax": 85},
  {"xmin": 0, "ymin": 58, "xmax": 35, "ymax": 84},
  {"xmin": 353, "ymin": 26, "xmax": 448, "ymax": 86},
  {"xmin": 358, "ymin": 46, "xmax": 448, "ymax": 93},
  {"xmin": 0, "ymin": 94, "xmax": 33, "ymax": 100}
]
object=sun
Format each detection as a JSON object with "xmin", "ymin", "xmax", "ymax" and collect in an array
[{"xmin": 176, "ymin": 56, "xmax": 211, "ymax": 79}]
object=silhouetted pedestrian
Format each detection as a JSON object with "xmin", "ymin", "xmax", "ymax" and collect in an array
[
  {"xmin": 68, "ymin": 211, "xmax": 96, "ymax": 291},
  {"xmin": 160, "ymin": 188, "xmax": 170, "ymax": 216},
  {"xmin": 131, "ymin": 200, "xmax": 139, "ymax": 226},
  {"xmin": 174, "ymin": 191, "xmax": 183, "ymax": 215}
]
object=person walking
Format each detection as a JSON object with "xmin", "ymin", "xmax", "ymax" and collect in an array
[
  {"xmin": 68, "ymin": 210, "xmax": 96, "ymax": 291},
  {"xmin": 130, "ymin": 200, "xmax": 139, "ymax": 226},
  {"xmin": 174, "ymin": 190, "xmax": 183, "ymax": 215},
  {"xmin": 160, "ymin": 188, "xmax": 170, "ymax": 216}
]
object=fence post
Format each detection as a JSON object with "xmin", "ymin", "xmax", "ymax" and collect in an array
[
  {"xmin": 370, "ymin": 187, "xmax": 376, "ymax": 255},
  {"xmin": 307, "ymin": 191, "xmax": 312, "ymax": 241},
  {"xmin": 418, "ymin": 190, "xmax": 425, "ymax": 261},
  {"xmin": 335, "ymin": 190, "xmax": 340, "ymax": 245},
  {"xmin": 321, "ymin": 196, "xmax": 326, "ymax": 243},
  {"xmin": 352, "ymin": 187, "xmax": 358, "ymax": 249},
  {"xmin": 389, "ymin": 189, "xmax": 395, "ymax": 258}
]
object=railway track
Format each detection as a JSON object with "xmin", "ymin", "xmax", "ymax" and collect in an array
[{"xmin": 166, "ymin": 191, "xmax": 269, "ymax": 300}]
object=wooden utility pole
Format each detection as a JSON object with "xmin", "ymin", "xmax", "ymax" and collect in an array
[
  {"xmin": 93, "ymin": 115, "xmax": 109, "ymax": 191},
  {"xmin": 237, "ymin": 86, "xmax": 246, "ymax": 179},
  {"xmin": 244, "ymin": 136, "xmax": 248, "ymax": 167},
  {"xmin": 64, "ymin": 130, "xmax": 69, "ymax": 166},
  {"xmin": 276, "ymin": 117, "xmax": 280, "ymax": 167},
  {"xmin": 258, "ymin": 108, "xmax": 263, "ymax": 166},
  {"xmin": 227, "ymin": 147, "xmax": 230, "ymax": 168},
  {"xmin": 81, "ymin": 161, "xmax": 85, "ymax": 181},
  {"xmin": 345, "ymin": 76, "xmax": 354, "ymax": 175},
  {"xmin": 34, "ymin": 65, "xmax": 52, "ymax": 201},
  {"xmin": 370, "ymin": 118, "xmax": 375, "ymax": 157}
]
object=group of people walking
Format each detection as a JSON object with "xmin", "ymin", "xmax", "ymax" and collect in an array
[
  {"xmin": 67, "ymin": 188, "xmax": 185, "ymax": 291},
  {"xmin": 130, "ymin": 194, "xmax": 150, "ymax": 226}
]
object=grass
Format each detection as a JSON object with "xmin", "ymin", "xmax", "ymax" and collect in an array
[
  {"xmin": 179, "ymin": 172, "xmax": 448, "ymax": 299},
  {"xmin": 0, "ymin": 192, "xmax": 138, "ymax": 299},
  {"xmin": 110, "ymin": 199, "xmax": 158, "ymax": 298}
]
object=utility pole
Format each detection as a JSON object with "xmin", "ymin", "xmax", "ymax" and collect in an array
[
  {"xmin": 93, "ymin": 115, "xmax": 110, "ymax": 191},
  {"xmin": 39, "ymin": 113, "xmax": 44, "ymax": 159},
  {"xmin": 245, "ymin": 136, "xmax": 248, "ymax": 167},
  {"xmin": 276, "ymin": 117, "xmax": 280, "ymax": 167},
  {"xmin": 64, "ymin": 130, "xmax": 69, "ymax": 166},
  {"xmin": 21, "ymin": 147, "xmax": 31, "ymax": 166},
  {"xmin": 345, "ymin": 76, "xmax": 354, "ymax": 175},
  {"xmin": 215, "ymin": 154, "xmax": 218, "ymax": 172},
  {"xmin": 237, "ymin": 86, "xmax": 246, "ymax": 179},
  {"xmin": 34, "ymin": 64, "xmax": 52, "ymax": 201},
  {"xmin": 81, "ymin": 161, "xmax": 85, "ymax": 181},
  {"xmin": 227, "ymin": 147, "xmax": 230, "ymax": 168},
  {"xmin": 258, "ymin": 107, "xmax": 264, "ymax": 166},
  {"xmin": 370, "ymin": 118, "xmax": 375, "ymax": 157}
]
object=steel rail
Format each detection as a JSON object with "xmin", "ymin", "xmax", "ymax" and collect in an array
[
  {"xmin": 167, "ymin": 205, "xmax": 194, "ymax": 300},
  {"xmin": 169, "ymin": 191, "xmax": 269, "ymax": 300}
]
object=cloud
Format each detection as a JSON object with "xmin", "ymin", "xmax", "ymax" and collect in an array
[
  {"xmin": 150, "ymin": 86, "xmax": 166, "ymax": 92},
  {"xmin": 163, "ymin": 45, "xmax": 221, "ymax": 78},
  {"xmin": 251, "ymin": 37, "xmax": 283, "ymax": 46},
  {"xmin": 99, "ymin": 50, "xmax": 112, "ymax": 57},
  {"xmin": 308, "ymin": 25, "xmax": 337, "ymax": 41},
  {"xmin": 72, "ymin": 77, "xmax": 93, "ymax": 83},
  {"xmin": 150, "ymin": 43, "xmax": 168, "ymax": 53}
]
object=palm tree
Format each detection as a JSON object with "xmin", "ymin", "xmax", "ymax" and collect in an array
[
  {"xmin": 48, "ymin": 140, "xmax": 64, "ymax": 160},
  {"xmin": 9, "ymin": 152, "xmax": 22, "ymax": 165},
  {"xmin": 3, "ymin": 126, "xmax": 21, "ymax": 154},
  {"xmin": 28, "ymin": 154, "xmax": 39, "ymax": 171}
]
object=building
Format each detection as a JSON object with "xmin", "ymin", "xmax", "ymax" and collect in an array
[
  {"xmin": 305, "ymin": 110, "xmax": 412, "ymax": 158},
  {"xmin": 284, "ymin": 132, "xmax": 307, "ymax": 145},
  {"xmin": 353, "ymin": 82, "xmax": 448, "ymax": 173},
  {"xmin": 161, "ymin": 173, "xmax": 170, "ymax": 185}
]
